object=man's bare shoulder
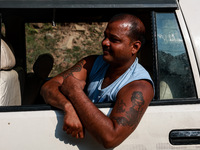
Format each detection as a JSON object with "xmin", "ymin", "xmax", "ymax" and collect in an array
[
  {"xmin": 119, "ymin": 80, "xmax": 153, "ymax": 95},
  {"xmin": 82, "ymin": 55, "xmax": 99, "ymax": 74},
  {"xmin": 84, "ymin": 55, "xmax": 99, "ymax": 62}
]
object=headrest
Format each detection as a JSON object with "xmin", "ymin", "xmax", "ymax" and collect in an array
[{"xmin": 1, "ymin": 39, "xmax": 16, "ymax": 70}]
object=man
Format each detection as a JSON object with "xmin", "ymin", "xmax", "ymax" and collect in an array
[{"xmin": 41, "ymin": 13, "xmax": 154, "ymax": 149}]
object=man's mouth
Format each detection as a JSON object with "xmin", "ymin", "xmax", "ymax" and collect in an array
[{"xmin": 103, "ymin": 49, "xmax": 110, "ymax": 55}]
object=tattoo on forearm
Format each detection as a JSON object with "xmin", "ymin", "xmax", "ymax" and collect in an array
[
  {"xmin": 111, "ymin": 91, "xmax": 145, "ymax": 129},
  {"xmin": 60, "ymin": 60, "xmax": 84, "ymax": 79}
]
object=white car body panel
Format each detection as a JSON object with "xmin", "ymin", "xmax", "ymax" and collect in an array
[
  {"xmin": 179, "ymin": 0, "xmax": 200, "ymax": 69},
  {"xmin": 175, "ymin": 8, "xmax": 200, "ymax": 97},
  {"xmin": 1, "ymin": 105, "xmax": 200, "ymax": 150}
]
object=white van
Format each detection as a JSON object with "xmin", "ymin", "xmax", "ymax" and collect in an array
[{"xmin": 1, "ymin": 0, "xmax": 200, "ymax": 149}]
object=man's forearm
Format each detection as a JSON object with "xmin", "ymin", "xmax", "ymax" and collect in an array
[
  {"xmin": 40, "ymin": 81, "xmax": 73, "ymax": 112},
  {"xmin": 62, "ymin": 86, "xmax": 117, "ymax": 147},
  {"xmin": 41, "ymin": 80, "xmax": 85, "ymax": 139}
]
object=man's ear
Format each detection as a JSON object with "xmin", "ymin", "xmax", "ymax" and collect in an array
[{"xmin": 131, "ymin": 40, "xmax": 141, "ymax": 55}]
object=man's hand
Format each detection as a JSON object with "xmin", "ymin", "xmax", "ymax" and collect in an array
[{"xmin": 63, "ymin": 104, "xmax": 84, "ymax": 139}]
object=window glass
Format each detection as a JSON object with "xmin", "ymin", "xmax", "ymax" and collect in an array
[{"xmin": 156, "ymin": 13, "xmax": 196, "ymax": 99}]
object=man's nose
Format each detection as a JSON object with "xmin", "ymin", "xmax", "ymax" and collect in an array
[{"xmin": 102, "ymin": 38, "xmax": 110, "ymax": 47}]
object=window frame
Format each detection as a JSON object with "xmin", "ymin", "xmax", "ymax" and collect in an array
[
  {"xmin": 0, "ymin": 0, "xmax": 178, "ymax": 9},
  {"xmin": 151, "ymin": 10, "xmax": 199, "ymax": 105},
  {"xmin": 1, "ymin": 6, "xmax": 200, "ymax": 112}
]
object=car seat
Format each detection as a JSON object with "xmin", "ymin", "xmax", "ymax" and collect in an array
[
  {"xmin": 160, "ymin": 80, "xmax": 173, "ymax": 99},
  {"xmin": 0, "ymin": 39, "xmax": 21, "ymax": 106}
]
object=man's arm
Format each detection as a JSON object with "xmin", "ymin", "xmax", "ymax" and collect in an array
[
  {"xmin": 40, "ymin": 55, "xmax": 97, "ymax": 138},
  {"xmin": 60, "ymin": 77, "xmax": 154, "ymax": 148}
]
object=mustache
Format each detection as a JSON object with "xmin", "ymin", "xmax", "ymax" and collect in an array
[{"xmin": 102, "ymin": 46, "xmax": 110, "ymax": 52}]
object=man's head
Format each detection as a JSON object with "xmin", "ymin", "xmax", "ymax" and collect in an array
[
  {"xmin": 108, "ymin": 13, "xmax": 146, "ymax": 45},
  {"xmin": 102, "ymin": 13, "xmax": 145, "ymax": 66}
]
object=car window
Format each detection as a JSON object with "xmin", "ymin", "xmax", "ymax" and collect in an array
[
  {"xmin": 156, "ymin": 12, "xmax": 196, "ymax": 100},
  {"xmin": 25, "ymin": 22, "xmax": 105, "ymax": 76}
]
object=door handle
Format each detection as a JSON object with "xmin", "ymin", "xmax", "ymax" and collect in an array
[{"xmin": 169, "ymin": 129, "xmax": 200, "ymax": 145}]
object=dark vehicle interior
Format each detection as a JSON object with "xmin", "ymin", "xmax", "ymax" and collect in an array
[{"xmin": 0, "ymin": 0, "xmax": 183, "ymax": 109}]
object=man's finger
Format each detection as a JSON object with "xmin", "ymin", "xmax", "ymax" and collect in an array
[
  {"xmin": 66, "ymin": 129, "xmax": 72, "ymax": 134},
  {"xmin": 71, "ymin": 131, "xmax": 77, "ymax": 137},
  {"xmin": 79, "ymin": 131, "xmax": 84, "ymax": 139}
]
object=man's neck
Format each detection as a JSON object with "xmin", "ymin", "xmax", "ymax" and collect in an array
[
  {"xmin": 101, "ymin": 57, "xmax": 136, "ymax": 89},
  {"xmin": 109, "ymin": 57, "xmax": 136, "ymax": 75}
]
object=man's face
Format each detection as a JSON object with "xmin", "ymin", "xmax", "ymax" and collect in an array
[{"xmin": 102, "ymin": 20, "xmax": 134, "ymax": 65}]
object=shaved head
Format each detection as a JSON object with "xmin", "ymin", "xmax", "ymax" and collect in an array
[{"xmin": 109, "ymin": 14, "xmax": 146, "ymax": 45}]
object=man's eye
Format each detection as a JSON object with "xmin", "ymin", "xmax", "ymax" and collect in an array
[{"xmin": 110, "ymin": 38, "xmax": 119, "ymax": 42}]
